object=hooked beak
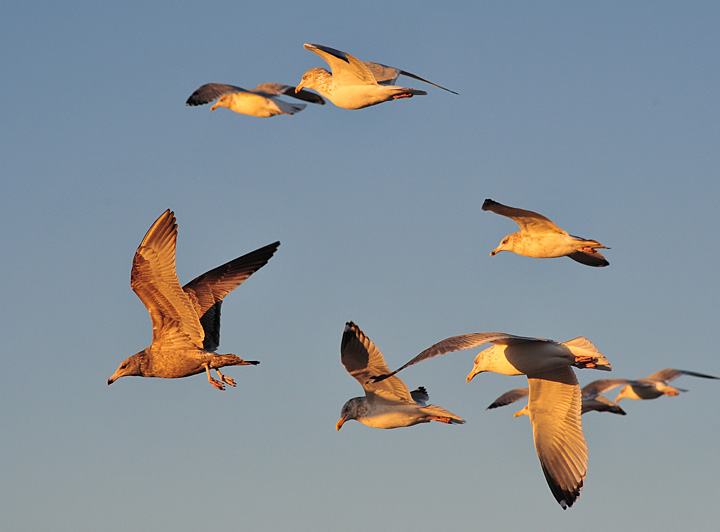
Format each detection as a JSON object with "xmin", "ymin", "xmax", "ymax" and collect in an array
[
  {"xmin": 295, "ymin": 82, "xmax": 304, "ymax": 93},
  {"xmin": 490, "ymin": 249, "xmax": 499, "ymax": 256},
  {"xmin": 336, "ymin": 418, "xmax": 346, "ymax": 431},
  {"xmin": 107, "ymin": 378, "xmax": 114, "ymax": 385}
]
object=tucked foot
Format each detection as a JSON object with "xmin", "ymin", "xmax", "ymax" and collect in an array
[
  {"xmin": 578, "ymin": 246, "xmax": 599, "ymax": 253},
  {"xmin": 429, "ymin": 416, "xmax": 454, "ymax": 424},
  {"xmin": 393, "ymin": 93, "xmax": 413, "ymax": 99},
  {"xmin": 573, "ymin": 355, "xmax": 600, "ymax": 369}
]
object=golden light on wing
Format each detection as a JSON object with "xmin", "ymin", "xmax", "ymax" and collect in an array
[
  {"xmin": 528, "ymin": 367, "xmax": 587, "ymax": 509},
  {"xmin": 341, "ymin": 322, "xmax": 414, "ymax": 403},
  {"xmin": 130, "ymin": 210, "xmax": 204, "ymax": 349}
]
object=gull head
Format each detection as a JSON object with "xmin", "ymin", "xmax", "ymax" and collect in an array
[
  {"xmin": 107, "ymin": 351, "xmax": 146, "ymax": 385},
  {"xmin": 336, "ymin": 397, "xmax": 363, "ymax": 430},
  {"xmin": 297, "ymin": 68, "xmax": 331, "ymax": 95},
  {"xmin": 490, "ymin": 235, "xmax": 514, "ymax": 256}
]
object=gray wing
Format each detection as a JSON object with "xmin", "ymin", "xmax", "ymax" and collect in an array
[
  {"xmin": 647, "ymin": 368, "xmax": 720, "ymax": 382},
  {"xmin": 482, "ymin": 198, "xmax": 566, "ymax": 235},
  {"xmin": 341, "ymin": 322, "xmax": 414, "ymax": 403},
  {"xmin": 410, "ymin": 386, "xmax": 429, "ymax": 405},
  {"xmin": 363, "ymin": 62, "xmax": 458, "ymax": 94},
  {"xmin": 581, "ymin": 378, "xmax": 645, "ymax": 397},
  {"xmin": 486, "ymin": 388, "xmax": 530, "ymax": 410},
  {"xmin": 251, "ymin": 83, "xmax": 326, "ymax": 104},
  {"xmin": 567, "ymin": 250, "xmax": 609, "ymax": 267},
  {"xmin": 186, "ymin": 83, "xmax": 248, "ymax": 106},
  {"xmin": 372, "ymin": 332, "xmax": 545, "ymax": 382},
  {"xmin": 581, "ymin": 395, "xmax": 626, "ymax": 415},
  {"xmin": 182, "ymin": 241, "xmax": 280, "ymax": 352},
  {"xmin": 528, "ymin": 367, "xmax": 587, "ymax": 509}
]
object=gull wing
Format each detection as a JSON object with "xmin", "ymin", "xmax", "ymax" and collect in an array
[
  {"xmin": 528, "ymin": 367, "xmax": 587, "ymax": 509},
  {"xmin": 581, "ymin": 378, "xmax": 646, "ymax": 397},
  {"xmin": 304, "ymin": 43, "xmax": 378, "ymax": 86},
  {"xmin": 186, "ymin": 83, "xmax": 249, "ymax": 106},
  {"xmin": 252, "ymin": 83, "xmax": 326, "ymax": 104},
  {"xmin": 183, "ymin": 241, "xmax": 280, "ymax": 352},
  {"xmin": 567, "ymin": 249, "xmax": 609, "ymax": 267},
  {"xmin": 486, "ymin": 387, "xmax": 530, "ymax": 410},
  {"xmin": 647, "ymin": 368, "xmax": 720, "ymax": 382},
  {"xmin": 341, "ymin": 322, "xmax": 414, "ymax": 403},
  {"xmin": 373, "ymin": 332, "xmax": 549, "ymax": 382},
  {"xmin": 131, "ymin": 210, "xmax": 204, "ymax": 350},
  {"xmin": 362, "ymin": 62, "xmax": 458, "ymax": 94},
  {"xmin": 482, "ymin": 198, "xmax": 567, "ymax": 235}
]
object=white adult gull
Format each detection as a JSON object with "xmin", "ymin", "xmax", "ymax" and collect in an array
[
  {"xmin": 336, "ymin": 322, "xmax": 465, "ymax": 430},
  {"xmin": 615, "ymin": 368, "xmax": 719, "ymax": 402},
  {"xmin": 374, "ymin": 332, "xmax": 612, "ymax": 509},
  {"xmin": 186, "ymin": 82, "xmax": 325, "ymax": 117},
  {"xmin": 107, "ymin": 210, "xmax": 279, "ymax": 390},
  {"xmin": 482, "ymin": 199, "xmax": 610, "ymax": 267},
  {"xmin": 296, "ymin": 43, "xmax": 457, "ymax": 110}
]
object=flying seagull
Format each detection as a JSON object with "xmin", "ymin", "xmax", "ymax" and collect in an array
[
  {"xmin": 487, "ymin": 378, "xmax": 639, "ymax": 417},
  {"xmin": 107, "ymin": 209, "xmax": 279, "ymax": 390},
  {"xmin": 374, "ymin": 331, "xmax": 611, "ymax": 509},
  {"xmin": 482, "ymin": 199, "xmax": 609, "ymax": 267},
  {"xmin": 336, "ymin": 321, "xmax": 465, "ymax": 430},
  {"xmin": 615, "ymin": 368, "xmax": 719, "ymax": 401},
  {"xmin": 296, "ymin": 43, "xmax": 457, "ymax": 110},
  {"xmin": 186, "ymin": 82, "xmax": 325, "ymax": 117}
]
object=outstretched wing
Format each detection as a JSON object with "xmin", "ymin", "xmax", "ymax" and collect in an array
[
  {"xmin": 373, "ymin": 332, "xmax": 548, "ymax": 382},
  {"xmin": 182, "ymin": 241, "xmax": 280, "ymax": 351},
  {"xmin": 486, "ymin": 388, "xmax": 530, "ymax": 410},
  {"xmin": 482, "ymin": 198, "xmax": 566, "ymax": 235},
  {"xmin": 362, "ymin": 62, "xmax": 458, "ymax": 94},
  {"xmin": 528, "ymin": 367, "xmax": 587, "ymax": 509},
  {"xmin": 304, "ymin": 43, "xmax": 378, "ymax": 86},
  {"xmin": 341, "ymin": 322, "xmax": 414, "ymax": 403},
  {"xmin": 252, "ymin": 83, "xmax": 326, "ymax": 104},
  {"xmin": 647, "ymin": 368, "xmax": 720, "ymax": 382},
  {"xmin": 582, "ymin": 378, "xmax": 644, "ymax": 397},
  {"xmin": 131, "ymin": 210, "xmax": 204, "ymax": 349},
  {"xmin": 186, "ymin": 83, "xmax": 248, "ymax": 106}
]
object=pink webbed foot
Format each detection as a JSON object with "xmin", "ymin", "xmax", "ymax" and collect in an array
[
  {"xmin": 429, "ymin": 416, "xmax": 453, "ymax": 424},
  {"xmin": 392, "ymin": 93, "xmax": 414, "ymax": 99},
  {"xmin": 204, "ymin": 364, "xmax": 226, "ymax": 391}
]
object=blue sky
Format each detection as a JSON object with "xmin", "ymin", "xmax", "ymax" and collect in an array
[{"xmin": 2, "ymin": 2, "xmax": 719, "ymax": 530}]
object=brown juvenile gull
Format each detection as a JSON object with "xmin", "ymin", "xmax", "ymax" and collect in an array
[
  {"xmin": 487, "ymin": 378, "xmax": 640, "ymax": 417},
  {"xmin": 107, "ymin": 210, "xmax": 279, "ymax": 390},
  {"xmin": 482, "ymin": 199, "xmax": 610, "ymax": 267},
  {"xmin": 374, "ymin": 332, "xmax": 612, "ymax": 509},
  {"xmin": 614, "ymin": 368, "xmax": 719, "ymax": 402},
  {"xmin": 186, "ymin": 82, "xmax": 325, "ymax": 117},
  {"xmin": 336, "ymin": 322, "xmax": 465, "ymax": 430},
  {"xmin": 296, "ymin": 43, "xmax": 457, "ymax": 110}
]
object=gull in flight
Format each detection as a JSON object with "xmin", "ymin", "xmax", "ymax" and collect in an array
[
  {"xmin": 374, "ymin": 331, "xmax": 612, "ymax": 509},
  {"xmin": 482, "ymin": 199, "xmax": 610, "ymax": 267},
  {"xmin": 107, "ymin": 210, "xmax": 279, "ymax": 390},
  {"xmin": 487, "ymin": 378, "xmax": 640, "ymax": 417},
  {"xmin": 336, "ymin": 322, "xmax": 465, "ymax": 430},
  {"xmin": 615, "ymin": 368, "xmax": 719, "ymax": 401},
  {"xmin": 296, "ymin": 43, "xmax": 457, "ymax": 110},
  {"xmin": 186, "ymin": 82, "xmax": 325, "ymax": 117}
]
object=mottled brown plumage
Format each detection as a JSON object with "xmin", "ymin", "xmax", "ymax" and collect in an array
[{"xmin": 107, "ymin": 210, "xmax": 279, "ymax": 390}]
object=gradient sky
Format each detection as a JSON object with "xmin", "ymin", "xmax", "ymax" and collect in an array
[{"xmin": 2, "ymin": 2, "xmax": 719, "ymax": 531}]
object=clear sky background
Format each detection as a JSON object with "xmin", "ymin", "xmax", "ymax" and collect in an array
[{"xmin": 2, "ymin": 2, "xmax": 719, "ymax": 531}]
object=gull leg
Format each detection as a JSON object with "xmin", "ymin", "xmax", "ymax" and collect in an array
[
  {"xmin": 216, "ymin": 368, "xmax": 236, "ymax": 387},
  {"xmin": 429, "ymin": 416, "xmax": 453, "ymax": 424},
  {"xmin": 392, "ymin": 93, "xmax": 413, "ymax": 100},
  {"xmin": 573, "ymin": 355, "xmax": 599, "ymax": 369},
  {"xmin": 203, "ymin": 364, "xmax": 225, "ymax": 391}
]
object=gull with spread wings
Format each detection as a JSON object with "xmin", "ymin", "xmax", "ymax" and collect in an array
[
  {"xmin": 296, "ymin": 43, "xmax": 457, "ymax": 110},
  {"xmin": 373, "ymin": 331, "xmax": 612, "ymax": 509},
  {"xmin": 615, "ymin": 368, "xmax": 719, "ymax": 402},
  {"xmin": 336, "ymin": 322, "xmax": 465, "ymax": 430},
  {"xmin": 487, "ymin": 378, "xmax": 640, "ymax": 417},
  {"xmin": 107, "ymin": 210, "xmax": 279, "ymax": 390},
  {"xmin": 482, "ymin": 199, "xmax": 610, "ymax": 267},
  {"xmin": 186, "ymin": 82, "xmax": 325, "ymax": 117}
]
